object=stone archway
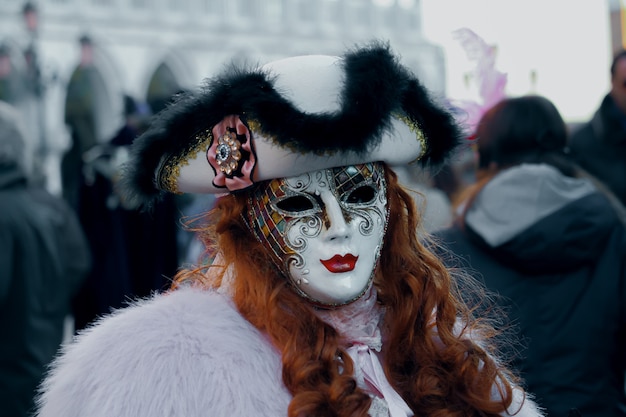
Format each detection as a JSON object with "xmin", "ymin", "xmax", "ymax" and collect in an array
[{"xmin": 146, "ymin": 62, "xmax": 182, "ymax": 114}]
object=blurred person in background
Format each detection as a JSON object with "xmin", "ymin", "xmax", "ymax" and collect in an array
[
  {"xmin": 72, "ymin": 94, "xmax": 178, "ymax": 330},
  {"xmin": 435, "ymin": 95, "xmax": 626, "ymax": 417},
  {"xmin": 570, "ymin": 50, "xmax": 626, "ymax": 207},
  {"xmin": 0, "ymin": 100, "xmax": 91, "ymax": 417}
]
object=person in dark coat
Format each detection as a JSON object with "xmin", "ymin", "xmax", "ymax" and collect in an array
[
  {"xmin": 72, "ymin": 95, "xmax": 179, "ymax": 331},
  {"xmin": 435, "ymin": 95, "xmax": 626, "ymax": 417},
  {"xmin": 570, "ymin": 50, "xmax": 626, "ymax": 206},
  {"xmin": 0, "ymin": 101, "xmax": 91, "ymax": 417}
]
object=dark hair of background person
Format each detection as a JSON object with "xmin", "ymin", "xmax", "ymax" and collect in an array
[
  {"xmin": 476, "ymin": 95, "xmax": 573, "ymax": 176},
  {"xmin": 460, "ymin": 95, "xmax": 626, "ymax": 224}
]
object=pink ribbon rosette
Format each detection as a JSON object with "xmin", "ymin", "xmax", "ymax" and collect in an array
[{"xmin": 207, "ymin": 115, "xmax": 256, "ymax": 192}]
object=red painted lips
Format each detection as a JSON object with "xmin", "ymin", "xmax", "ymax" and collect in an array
[{"xmin": 320, "ymin": 254, "xmax": 358, "ymax": 273}]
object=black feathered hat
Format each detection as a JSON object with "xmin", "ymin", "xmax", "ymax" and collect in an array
[{"xmin": 122, "ymin": 42, "xmax": 462, "ymax": 207}]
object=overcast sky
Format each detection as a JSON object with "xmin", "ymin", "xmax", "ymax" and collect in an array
[{"xmin": 420, "ymin": 0, "xmax": 612, "ymax": 122}]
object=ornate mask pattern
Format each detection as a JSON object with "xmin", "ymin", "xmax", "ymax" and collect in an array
[{"xmin": 246, "ymin": 163, "xmax": 388, "ymax": 306}]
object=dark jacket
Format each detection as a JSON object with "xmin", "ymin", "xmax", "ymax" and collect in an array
[
  {"xmin": 72, "ymin": 123, "xmax": 179, "ymax": 331},
  {"xmin": 0, "ymin": 163, "xmax": 91, "ymax": 417},
  {"xmin": 435, "ymin": 164, "xmax": 626, "ymax": 417},
  {"xmin": 570, "ymin": 94, "xmax": 626, "ymax": 206}
]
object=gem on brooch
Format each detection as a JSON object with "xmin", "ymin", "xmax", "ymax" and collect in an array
[{"xmin": 215, "ymin": 131, "xmax": 242, "ymax": 175}]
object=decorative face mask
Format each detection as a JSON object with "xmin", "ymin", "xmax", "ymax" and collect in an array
[{"xmin": 246, "ymin": 163, "xmax": 388, "ymax": 306}]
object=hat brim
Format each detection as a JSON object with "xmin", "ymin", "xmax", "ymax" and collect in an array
[{"xmin": 122, "ymin": 42, "xmax": 462, "ymax": 207}]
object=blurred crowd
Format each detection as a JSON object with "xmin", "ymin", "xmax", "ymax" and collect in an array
[{"xmin": 1, "ymin": 45, "xmax": 625, "ymax": 417}]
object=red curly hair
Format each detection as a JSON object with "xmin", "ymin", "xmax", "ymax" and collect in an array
[{"xmin": 173, "ymin": 165, "xmax": 520, "ymax": 417}]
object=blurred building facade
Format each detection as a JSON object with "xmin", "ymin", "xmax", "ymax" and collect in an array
[{"xmin": 0, "ymin": 0, "xmax": 446, "ymax": 195}]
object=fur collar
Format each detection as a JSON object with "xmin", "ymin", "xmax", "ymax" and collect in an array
[{"xmin": 36, "ymin": 288, "xmax": 543, "ymax": 417}]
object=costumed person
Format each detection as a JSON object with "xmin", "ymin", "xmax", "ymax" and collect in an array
[
  {"xmin": 35, "ymin": 43, "xmax": 543, "ymax": 417},
  {"xmin": 435, "ymin": 95, "xmax": 626, "ymax": 417}
]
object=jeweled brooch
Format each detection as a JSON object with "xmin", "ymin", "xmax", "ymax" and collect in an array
[{"xmin": 215, "ymin": 130, "xmax": 242, "ymax": 176}]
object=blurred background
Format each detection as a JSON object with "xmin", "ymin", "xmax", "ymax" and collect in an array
[{"xmin": 0, "ymin": 0, "xmax": 620, "ymax": 197}]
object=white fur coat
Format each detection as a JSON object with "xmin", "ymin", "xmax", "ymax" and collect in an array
[{"xmin": 35, "ymin": 288, "xmax": 543, "ymax": 417}]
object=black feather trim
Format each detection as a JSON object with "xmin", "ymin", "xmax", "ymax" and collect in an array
[
  {"xmin": 121, "ymin": 41, "xmax": 462, "ymax": 208},
  {"xmin": 400, "ymin": 78, "xmax": 463, "ymax": 165}
]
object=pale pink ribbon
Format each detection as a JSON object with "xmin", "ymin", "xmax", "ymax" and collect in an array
[{"xmin": 346, "ymin": 343, "xmax": 413, "ymax": 417}]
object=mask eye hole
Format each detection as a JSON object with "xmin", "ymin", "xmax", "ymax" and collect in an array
[
  {"xmin": 276, "ymin": 195, "xmax": 315, "ymax": 214},
  {"xmin": 345, "ymin": 185, "xmax": 376, "ymax": 205}
]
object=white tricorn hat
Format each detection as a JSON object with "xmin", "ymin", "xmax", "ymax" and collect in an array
[{"xmin": 122, "ymin": 42, "xmax": 462, "ymax": 207}]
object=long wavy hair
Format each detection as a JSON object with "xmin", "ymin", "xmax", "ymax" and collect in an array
[{"xmin": 174, "ymin": 165, "xmax": 519, "ymax": 417}]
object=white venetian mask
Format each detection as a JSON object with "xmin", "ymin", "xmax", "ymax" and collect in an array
[{"xmin": 246, "ymin": 163, "xmax": 388, "ymax": 306}]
